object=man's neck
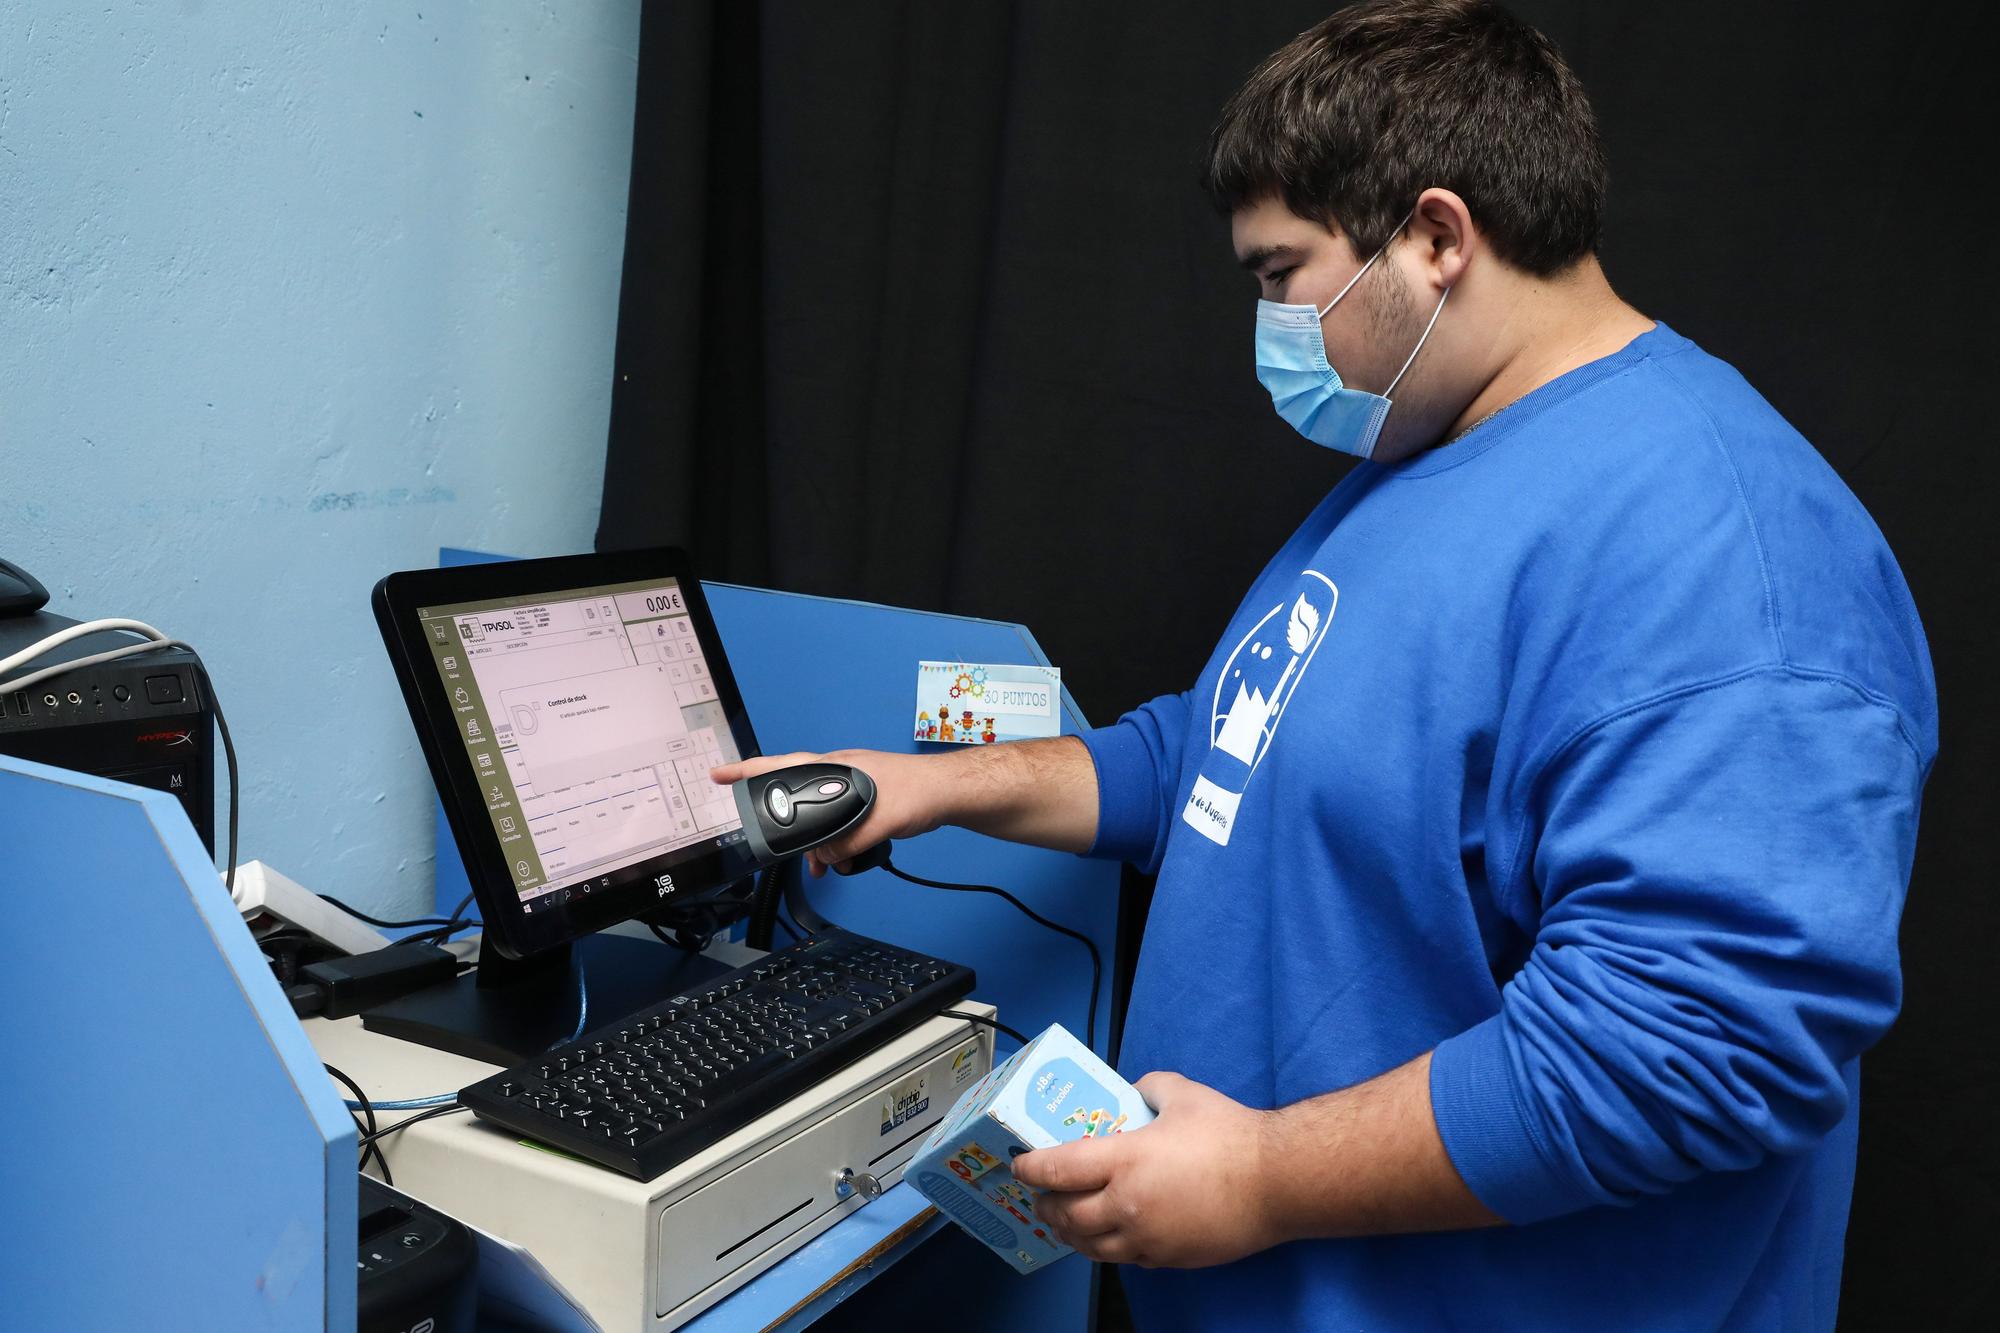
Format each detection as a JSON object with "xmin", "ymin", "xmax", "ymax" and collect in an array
[{"xmin": 1445, "ymin": 258, "xmax": 1654, "ymax": 440}]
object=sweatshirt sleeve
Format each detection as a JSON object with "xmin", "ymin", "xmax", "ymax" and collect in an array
[
  {"xmin": 1078, "ymin": 690, "xmax": 1195, "ymax": 874},
  {"xmin": 1428, "ymin": 667, "xmax": 1927, "ymax": 1224}
]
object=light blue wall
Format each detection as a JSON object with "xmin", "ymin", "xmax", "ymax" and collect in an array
[{"xmin": 0, "ymin": 2, "xmax": 642, "ymax": 915}]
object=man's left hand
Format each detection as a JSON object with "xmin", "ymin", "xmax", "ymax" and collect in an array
[{"xmin": 1011, "ymin": 1071, "xmax": 1282, "ymax": 1268}]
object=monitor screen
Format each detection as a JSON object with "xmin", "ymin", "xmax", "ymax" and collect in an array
[{"xmin": 375, "ymin": 552, "xmax": 763, "ymax": 958}]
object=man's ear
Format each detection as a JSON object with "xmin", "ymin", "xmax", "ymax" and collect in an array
[{"xmin": 1410, "ymin": 187, "xmax": 1476, "ymax": 289}]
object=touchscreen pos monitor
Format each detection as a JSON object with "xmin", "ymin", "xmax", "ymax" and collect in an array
[{"xmin": 372, "ymin": 549, "xmax": 764, "ymax": 963}]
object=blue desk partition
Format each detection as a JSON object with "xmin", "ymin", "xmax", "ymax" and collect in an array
[{"xmin": 0, "ymin": 755, "xmax": 357, "ymax": 1330}]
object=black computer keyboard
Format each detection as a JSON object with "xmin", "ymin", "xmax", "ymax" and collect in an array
[{"xmin": 458, "ymin": 929, "xmax": 976, "ymax": 1181}]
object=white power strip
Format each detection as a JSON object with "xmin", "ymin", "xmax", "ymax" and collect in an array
[{"xmin": 232, "ymin": 860, "xmax": 391, "ymax": 957}]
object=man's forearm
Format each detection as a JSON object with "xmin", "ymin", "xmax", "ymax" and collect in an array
[
  {"xmin": 1259, "ymin": 1051, "xmax": 1504, "ymax": 1240},
  {"xmin": 937, "ymin": 735, "xmax": 1099, "ymax": 853}
]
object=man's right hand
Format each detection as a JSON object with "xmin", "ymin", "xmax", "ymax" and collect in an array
[
  {"xmin": 710, "ymin": 735, "xmax": 1100, "ymax": 874},
  {"xmin": 709, "ymin": 749, "xmax": 954, "ymax": 876}
]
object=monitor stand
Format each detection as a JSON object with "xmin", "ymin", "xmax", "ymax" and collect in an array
[{"xmin": 359, "ymin": 931, "xmax": 735, "ymax": 1068}]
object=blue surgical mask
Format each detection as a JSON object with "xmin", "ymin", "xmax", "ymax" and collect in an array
[{"xmin": 1254, "ymin": 216, "xmax": 1450, "ymax": 460}]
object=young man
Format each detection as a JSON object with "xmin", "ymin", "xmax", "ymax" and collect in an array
[{"xmin": 714, "ymin": 2, "xmax": 1934, "ymax": 1327}]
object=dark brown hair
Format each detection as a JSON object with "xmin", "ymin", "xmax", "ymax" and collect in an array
[{"xmin": 1203, "ymin": 1, "xmax": 1605, "ymax": 275}]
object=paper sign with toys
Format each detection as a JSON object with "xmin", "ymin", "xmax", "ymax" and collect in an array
[{"xmin": 915, "ymin": 661, "xmax": 1061, "ymax": 746}]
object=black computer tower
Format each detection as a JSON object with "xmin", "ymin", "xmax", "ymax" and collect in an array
[{"xmin": 0, "ymin": 608, "xmax": 217, "ymax": 853}]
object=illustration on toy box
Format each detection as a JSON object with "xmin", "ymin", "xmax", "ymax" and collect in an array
[
  {"xmin": 943, "ymin": 1141, "xmax": 1001, "ymax": 1183},
  {"xmin": 1028, "ymin": 1056, "xmax": 1134, "ymax": 1145}
]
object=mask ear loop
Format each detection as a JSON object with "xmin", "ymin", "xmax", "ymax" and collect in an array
[
  {"xmin": 1316, "ymin": 207, "xmax": 1420, "ymax": 319},
  {"xmin": 1383, "ymin": 284, "xmax": 1451, "ymax": 398}
]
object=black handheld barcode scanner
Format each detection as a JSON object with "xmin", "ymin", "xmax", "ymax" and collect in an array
[
  {"xmin": 730, "ymin": 762, "xmax": 892, "ymax": 948},
  {"xmin": 731, "ymin": 762, "xmax": 878, "ymax": 867}
]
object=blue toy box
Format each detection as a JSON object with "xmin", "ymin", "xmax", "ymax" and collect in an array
[{"xmin": 908, "ymin": 1023, "xmax": 1155, "ymax": 1273}]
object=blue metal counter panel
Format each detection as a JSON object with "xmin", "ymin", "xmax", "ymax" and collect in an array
[{"xmin": 0, "ymin": 754, "xmax": 357, "ymax": 1331}]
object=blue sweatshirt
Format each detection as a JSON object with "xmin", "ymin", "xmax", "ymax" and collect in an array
[{"xmin": 1081, "ymin": 324, "xmax": 1935, "ymax": 1331}]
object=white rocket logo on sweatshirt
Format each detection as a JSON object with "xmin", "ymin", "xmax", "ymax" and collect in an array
[{"xmin": 1182, "ymin": 570, "xmax": 1337, "ymax": 846}]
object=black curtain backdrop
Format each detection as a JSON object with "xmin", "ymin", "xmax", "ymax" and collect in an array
[{"xmin": 597, "ymin": 3, "xmax": 1995, "ymax": 1326}]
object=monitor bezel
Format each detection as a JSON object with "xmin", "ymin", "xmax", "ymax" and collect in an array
[{"xmin": 372, "ymin": 548, "xmax": 764, "ymax": 960}]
